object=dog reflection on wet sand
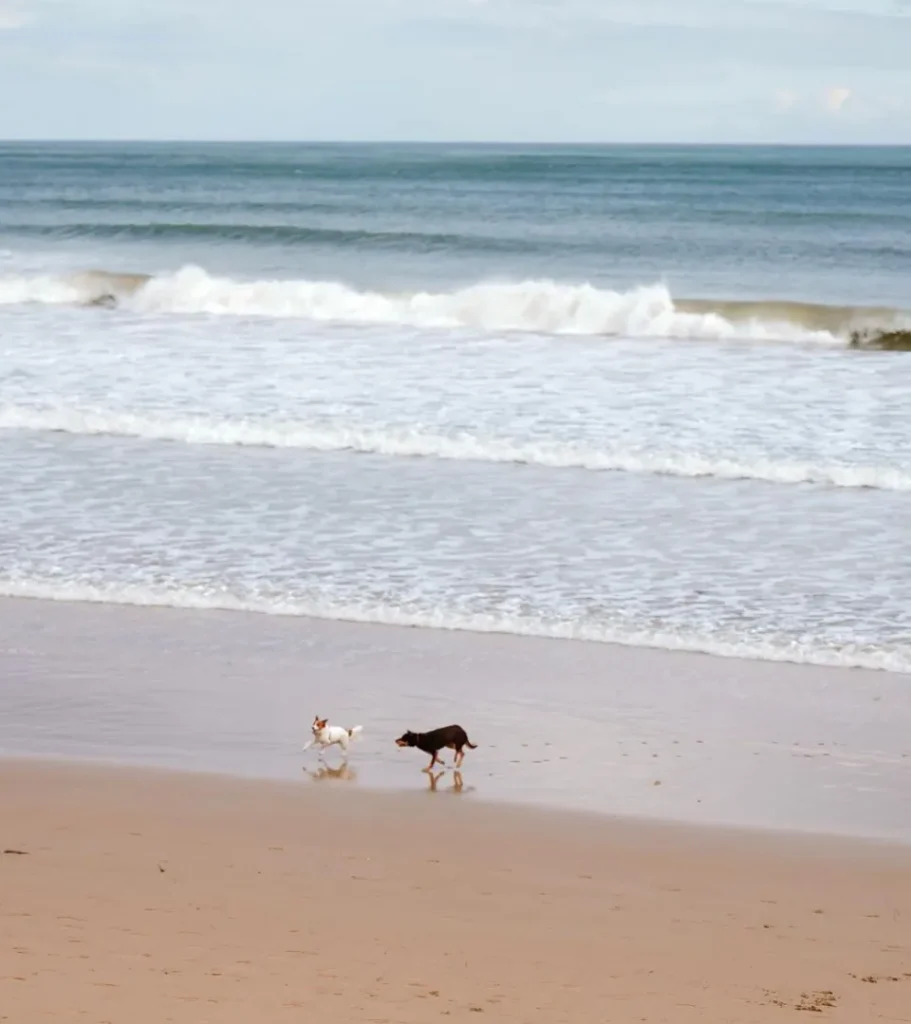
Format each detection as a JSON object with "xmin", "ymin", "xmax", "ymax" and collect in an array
[
  {"xmin": 426, "ymin": 769, "xmax": 475, "ymax": 795},
  {"xmin": 303, "ymin": 763, "xmax": 358, "ymax": 784}
]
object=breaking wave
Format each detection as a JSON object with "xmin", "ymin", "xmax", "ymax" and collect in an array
[
  {"xmin": 2, "ymin": 404, "xmax": 908, "ymax": 491},
  {"xmin": 4, "ymin": 265, "xmax": 906, "ymax": 343},
  {"xmin": 1, "ymin": 576, "xmax": 908, "ymax": 673}
]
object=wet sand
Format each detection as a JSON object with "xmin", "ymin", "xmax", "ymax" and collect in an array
[
  {"xmin": 1, "ymin": 596, "xmax": 910, "ymax": 839},
  {"xmin": 2, "ymin": 759, "xmax": 910, "ymax": 1023}
]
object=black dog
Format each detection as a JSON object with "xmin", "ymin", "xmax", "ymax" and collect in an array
[{"xmin": 395, "ymin": 724, "xmax": 477, "ymax": 770}]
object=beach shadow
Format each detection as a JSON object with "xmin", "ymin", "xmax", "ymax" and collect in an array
[
  {"xmin": 425, "ymin": 769, "xmax": 475, "ymax": 796},
  {"xmin": 303, "ymin": 763, "xmax": 358, "ymax": 784}
]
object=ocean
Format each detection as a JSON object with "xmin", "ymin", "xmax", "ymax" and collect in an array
[{"xmin": 1, "ymin": 141, "xmax": 910, "ymax": 675}]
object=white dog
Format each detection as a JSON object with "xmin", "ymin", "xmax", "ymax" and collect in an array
[{"xmin": 303, "ymin": 716, "xmax": 363, "ymax": 758}]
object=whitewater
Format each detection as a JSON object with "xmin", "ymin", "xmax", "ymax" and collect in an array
[
  {"xmin": 2, "ymin": 404, "xmax": 909, "ymax": 492},
  {"xmin": 1, "ymin": 575, "xmax": 908, "ymax": 675},
  {"xmin": 1, "ymin": 142, "xmax": 910, "ymax": 676},
  {"xmin": 2, "ymin": 264, "xmax": 905, "ymax": 344}
]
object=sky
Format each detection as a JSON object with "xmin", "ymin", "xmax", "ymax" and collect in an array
[{"xmin": 1, "ymin": 0, "xmax": 910, "ymax": 142}]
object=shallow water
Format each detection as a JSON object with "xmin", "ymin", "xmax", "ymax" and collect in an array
[{"xmin": 1, "ymin": 143, "xmax": 910, "ymax": 673}]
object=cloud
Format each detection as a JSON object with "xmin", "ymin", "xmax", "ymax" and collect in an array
[
  {"xmin": 775, "ymin": 84, "xmax": 856, "ymax": 118},
  {"xmin": 826, "ymin": 85, "xmax": 852, "ymax": 112}
]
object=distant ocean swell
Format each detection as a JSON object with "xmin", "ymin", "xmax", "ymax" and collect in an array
[
  {"xmin": 2, "ymin": 404, "xmax": 908, "ymax": 492},
  {"xmin": 1, "ymin": 576, "xmax": 908, "ymax": 674},
  {"xmin": 0, "ymin": 220, "xmax": 534, "ymax": 253},
  {"xmin": 3, "ymin": 265, "xmax": 910, "ymax": 344}
]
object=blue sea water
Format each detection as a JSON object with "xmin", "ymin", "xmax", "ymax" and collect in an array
[{"xmin": 1, "ymin": 143, "xmax": 910, "ymax": 672}]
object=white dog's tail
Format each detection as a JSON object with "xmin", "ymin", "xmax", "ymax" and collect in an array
[{"xmin": 347, "ymin": 725, "xmax": 363, "ymax": 739}]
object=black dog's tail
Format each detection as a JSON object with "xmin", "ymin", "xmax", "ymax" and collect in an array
[{"xmin": 465, "ymin": 739, "xmax": 478, "ymax": 749}]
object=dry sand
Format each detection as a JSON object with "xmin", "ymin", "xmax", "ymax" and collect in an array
[{"xmin": 2, "ymin": 760, "xmax": 910, "ymax": 1023}]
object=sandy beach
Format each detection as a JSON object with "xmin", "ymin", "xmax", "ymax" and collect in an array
[
  {"xmin": 2, "ymin": 596, "xmax": 910, "ymax": 839},
  {"xmin": 2, "ymin": 597, "xmax": 910, "ymax": 1020},
  {"xmin": 3, "ymin": 759, "xmax": 910, "ymax": 1023}
]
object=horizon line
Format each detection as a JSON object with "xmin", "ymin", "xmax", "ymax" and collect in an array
[{"xmin": 1, "ymin": 138, "xmax": 911, "ymax": 148}]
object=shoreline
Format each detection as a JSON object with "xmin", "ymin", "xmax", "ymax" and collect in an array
[
  {"xmin": 3, "ymin": 758, "xmax": 910, "ymax": 1023},
  {"xmin": 1, "ymin": 594, "xmax": 910, "ymax": 842},
  {"xmin": 2, "ymin": 584, "xmax": 907, "ymax": 676}
]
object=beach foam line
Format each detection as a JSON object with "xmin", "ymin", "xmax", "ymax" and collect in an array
[
  {"xmin": 2, "ymin": 404, "xmax": 909, "ymax": 491},
  {"xmin": 0, "ymin": 266, "xmax": 856, "ymax": 344},
  {"xmin": 2, "ymin": 577, "xmax": 908, "ymax": 674}
]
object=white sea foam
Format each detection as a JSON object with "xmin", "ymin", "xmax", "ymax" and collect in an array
[
  {"xmin": 0, "ymin": 265, "xmax": 841, "ymax": 344},
  {"xmin": 1, "ymin": 404, "xmax": 908, "ymax": 491},
  {"xmin": 0, "ymin": 273, "xmax": 84, "ymax": 306},
  {"xmin": 1, "ymin": 576, "xmax": 908, "ymax": 674},
  {"xmin": 130, "ymin": 268, "xmax": 841, "ymax": 343}
]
